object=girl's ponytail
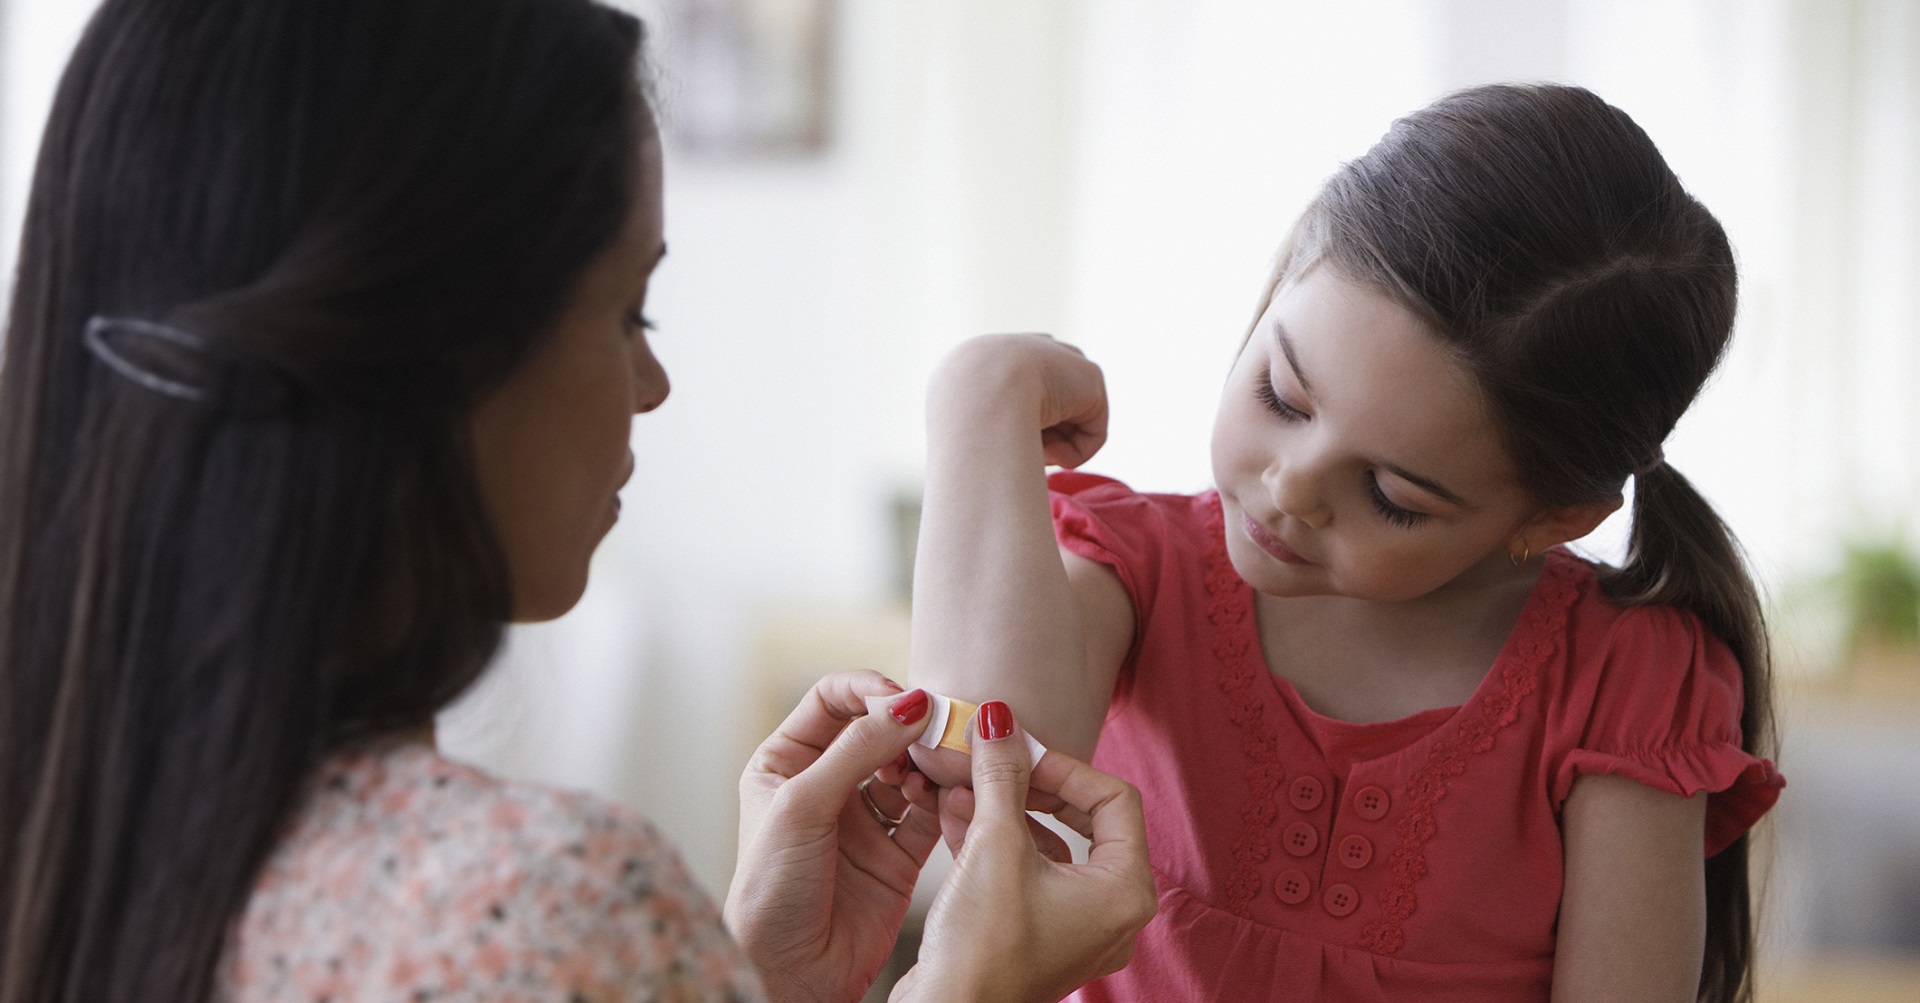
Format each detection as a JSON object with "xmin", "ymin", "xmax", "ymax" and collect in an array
[{"xmin": 1603, "ymin": 461, "xmax": 1774, "ymax": 1003}]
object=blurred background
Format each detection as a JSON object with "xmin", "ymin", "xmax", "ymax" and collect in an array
[{"xmin": 3, "ymin": 0, "xmax": 1916, "ymax": 998}]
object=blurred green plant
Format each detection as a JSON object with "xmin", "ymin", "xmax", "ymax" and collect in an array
[{"xmin": 1837, "ymin": 539, "xmax": 1920, "ymax": 659}]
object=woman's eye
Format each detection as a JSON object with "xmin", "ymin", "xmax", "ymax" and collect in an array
[
  {"xmin": 1367, "ymin": 473, "xmax": 1430, "ymax": 529},
  {"xmin": 1255, "ymin": 371, "xmax": 1308, "ymax": 421},
  {"xmin": 625, "ymin": 309, "xmax": 656, "ymax": 334}
]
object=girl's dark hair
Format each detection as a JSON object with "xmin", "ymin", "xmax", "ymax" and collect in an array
[
  {"xmin": 1266, "ymin": 84, "xmax": 1773, "ymax": 1003},
  {"xmin": 0, "ymin": 1, "xmax": 647, "ymax": 999}
]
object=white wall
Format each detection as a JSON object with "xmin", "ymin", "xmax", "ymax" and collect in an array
[{"xmin": 0, "ymin": 0, "xmax": 90, "ymax": 277}]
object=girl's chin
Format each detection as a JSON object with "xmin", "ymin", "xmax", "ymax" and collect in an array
[
  {"xmin": 1226, "ymin": 540, "xmax": 1429, "ymax": 603},
  {"xmin": 1225, "ymin": 538, "xmax": 1333, "ymax": 598}
]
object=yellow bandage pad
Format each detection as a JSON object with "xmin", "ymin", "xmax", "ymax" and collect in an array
[{"xmin": 937, "ymin": 698, "xmax": 978, "ymax": 752}]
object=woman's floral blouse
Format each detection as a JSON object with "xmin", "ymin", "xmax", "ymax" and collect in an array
[{"xmin": 217, "ymin": 739, "xmax": 765, "ymax": 1003}]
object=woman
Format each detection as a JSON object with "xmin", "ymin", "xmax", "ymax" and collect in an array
[{"xmin": 0, "ymin": 1, "xmax": 1154, "ymax": 1000}]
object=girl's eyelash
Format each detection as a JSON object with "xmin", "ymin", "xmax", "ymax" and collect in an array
[
  {"xmin": 1255, "ymin": 371, "xmax": 1308, "ymax": 421},
  {"xmin": 627, "ymin": 310, "xmax": 656, "ymax": 332},
  {"xmin": 1254, "ymin": 367, "xmax": 1426, "ymax": 529},
  {"xmin": 1367, "ymin": 473, "xmax": 1430, "ymax": 529}
]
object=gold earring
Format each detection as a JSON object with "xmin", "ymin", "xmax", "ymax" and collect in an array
[{"xmin": 1509, "ymin": 543, "xmax": 1530, "ymax": 566}]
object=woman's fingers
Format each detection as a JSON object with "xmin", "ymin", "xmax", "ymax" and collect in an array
[
  {"xmin": 901, "ymin": 700, "xmax": 1158, "ymax": 1003},
  {"xmin": 891, "ymin": 794, "xmax": 943, "ymax": 867},
  {"xmin": 961, "ymin": 701, "xmax": 1033, "ymax": 836},
  {"xmin": 1026, "ymin": 814, "xmax": 1074, "ymax": 864},
  {"xmin": 1031, "ymin": 748, "xmax": 1153, "ymax": 885},
  {"xmin": 762, "ymin": 684, "xmax": 930, "ymax": 834},
  {"xmin": 934, "ymin": 782, "xmax": 975, "ymax": 853},
  {"xmin": 1047, "ymin": 802, "xmax": 1096, "ymax": 841},
  {"xmin": 751, "ymin": 670, "xmax": 900, "ymax": 776}
]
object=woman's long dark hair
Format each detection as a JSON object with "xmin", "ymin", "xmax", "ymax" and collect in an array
[
  {"xmin": 1265, "ymin": 84, "xmax": 1774, "ymax": 1002},
  {"xmin": 0, "ymin": 1, "xmax": 647, "ymax": 999}
]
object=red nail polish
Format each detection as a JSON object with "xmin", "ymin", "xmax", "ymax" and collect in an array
[
  {"xmin": 978, "ymin": 700, "xmax": 1014, "ymax": 741},
  {"xmin": 889, "ymin": 689, "xmax": 930, "ymax": 726},
  {"xmin": 880, "ymin": 677, "xmax": 905, "ymax": 693},
  {"xmin": 890, "ymin": 752, "xmax": 911, "ymax": 775}
]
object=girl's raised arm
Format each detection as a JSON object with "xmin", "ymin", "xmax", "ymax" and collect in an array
[{"xmin": 908, "ymin": 335, "xmax": 1134, "ymax": 774}]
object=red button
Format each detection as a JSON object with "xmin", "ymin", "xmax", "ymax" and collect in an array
[
  {"xmin": 1288, "ymin": 775, "xmax": 1325, "ymax": 811},
  {"xmin": 1274, "ymin": 869, "xmax": 1312, "ymax": 905},
  {"xmin": 1282, "ymin": 821, "xmax": 1319, "ymax": 857},
  {"xmin": 1353, "ymin": 785, "xmax": 1391, "ymax": 821},
  {"xmin": 1324, "ymin": 882, "xmax": 1360, "ymax": 917},
  {"xmin": 1338, "ymin": 834, "xmax": 1374, "ymax": 869}
]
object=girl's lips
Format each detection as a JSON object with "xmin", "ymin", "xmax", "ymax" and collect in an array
[{"xmin": 1243, "ymin": 512, "xmax": 1313, "ymax": 565}]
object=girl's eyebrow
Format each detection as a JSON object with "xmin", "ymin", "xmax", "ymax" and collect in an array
[
  {"xmin": 1273, "ymin": 322, "xmax": 1473, "ymax": 509},
  {"xmin": 1273, "ymin": 323, "xmax": 1315, "ymax": 400}
]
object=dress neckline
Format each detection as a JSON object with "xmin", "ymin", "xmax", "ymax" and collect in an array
[
  {"xmin": 1194, "ymin": 489, "xmax": 1587, "ymax": 932},
  {"xmin": 1256, "ymin": 567, "xmax": 1566, "ymax": 742}
]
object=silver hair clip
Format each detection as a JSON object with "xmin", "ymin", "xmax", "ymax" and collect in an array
[
  {"xmin": 83, "ymin": 315, "xmax": 295, "ymax": 417},
  {"xmin": 83, "ymin": 316, "xmax": 214, "ymax": 403}
]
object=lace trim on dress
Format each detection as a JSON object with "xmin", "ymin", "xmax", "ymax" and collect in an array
[
  {"xmin": 1202, "ymin": 494, "xmax": 1291, "ymax": 916},
  {"xmin": 1354, "ymin": 552, "xmax": 1579, "ymax": 955}
]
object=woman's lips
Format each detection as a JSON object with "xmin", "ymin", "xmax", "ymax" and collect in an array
[
  {"xmin": 610, "ymin": 453, "xmax": 634, "ymax": 515},
  {"xmin": 1243, "ymin": 512, "xmax": 1313, "ymax": 565}
]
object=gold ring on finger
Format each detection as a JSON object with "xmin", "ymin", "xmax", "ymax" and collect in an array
[{"xmin": 858, "ymin": 776, "xmax": 908, "ymax": 829}]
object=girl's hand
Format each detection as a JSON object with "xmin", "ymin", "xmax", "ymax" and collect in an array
[
  {"xmin": 929, "ymin": 333, "xmax": 1109, "ymax": 470},
  {"xmin": 891, "ymin": 702, "xmax": 1157, "ymax": 1003},
  {"xmin": 726, "ymin": 672, "xmax": 944, "ymax": 1003}
]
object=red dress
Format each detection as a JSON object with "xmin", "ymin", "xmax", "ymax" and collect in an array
[{"xmin": 1049, "ymin": 473, "xmax": 1782, "ymax": 1002}]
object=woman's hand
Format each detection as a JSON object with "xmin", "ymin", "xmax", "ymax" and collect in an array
[
  {"xmin": 892, "ymin": 702, "xmax": 1157, "ymax": 1003},
  {"xmin": 726, "ymin": 671, "xmax": 944, "ymax": 1003}
]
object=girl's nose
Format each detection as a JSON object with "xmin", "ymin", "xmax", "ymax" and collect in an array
[
  {"xmin": 1265, "ymin": 455, "xmax": 1333, "ymax": 530},
  {"xmin": 631, "ymin": 338, "xmax": 670, "ymax": 414}
]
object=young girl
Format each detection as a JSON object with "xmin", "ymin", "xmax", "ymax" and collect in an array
[{"xmin": 911, "ymin": 84, "xmax": 1784, "ymax": 1002}]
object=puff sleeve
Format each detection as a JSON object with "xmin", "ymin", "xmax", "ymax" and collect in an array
[
  {"xmin": 1547, "ymin": 604, "xmax": 1784, "ymax": 856},
  {"xmin": 1048, "ymin": 472, "xmax": 1162, "ymax": 607}
]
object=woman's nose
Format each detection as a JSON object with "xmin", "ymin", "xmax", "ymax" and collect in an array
[
  {"xmin": 1265, "ymin": 455, "xmax": 1333, "ymax": 530},
  {"xmin": 631, "ymin": 338, "xmax": 670, "ymax": 414}
]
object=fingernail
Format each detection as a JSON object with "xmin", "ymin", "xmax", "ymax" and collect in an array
[
  {"xmin": 890, "ymin": 751, "xmax": 911, "ymax": 775},
  {"xmin": 879, "ymin": 676, "xmax": 905, "ymax": 693},
  {"xmin": 978, "ymin": 700, "xmax": 1014, "ymax": 741},
  {"xmin": 889, "ymin": 689, "xmax": 930, "ymax": 726}
]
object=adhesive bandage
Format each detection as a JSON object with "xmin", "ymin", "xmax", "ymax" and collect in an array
[{"xmin": 865, "ymin": 690, "xmax": 1049, "ymax": 764}]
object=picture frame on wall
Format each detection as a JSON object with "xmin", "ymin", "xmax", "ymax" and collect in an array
[{"xmin": 659, "ymin": 0, "xmax": 833, "ymax": 157}]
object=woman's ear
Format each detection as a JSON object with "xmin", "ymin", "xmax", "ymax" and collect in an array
[{"xmin": 1515, "ymin": 495, "xmax": 1624, "ymax": 556}]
